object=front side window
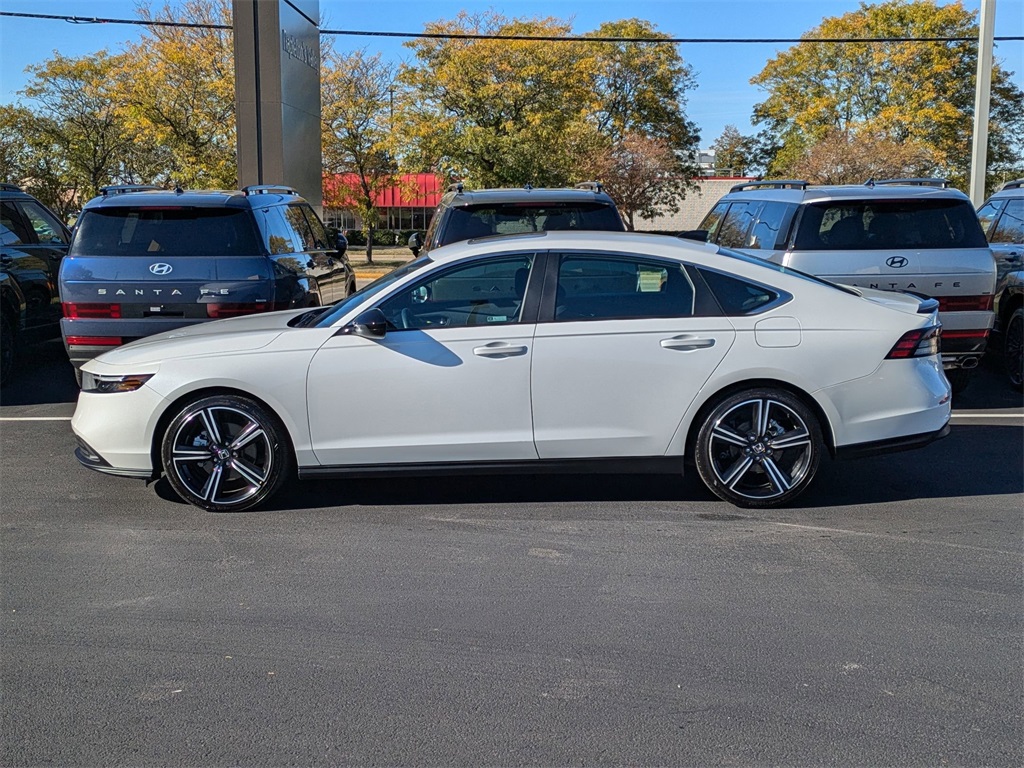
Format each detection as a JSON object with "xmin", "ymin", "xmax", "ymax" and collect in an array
[
  {"xmin": 977, "ymin": 199, "xmax": 1006, "ymax": 238},
  {"xmin": 716, "ymin": 203, "xmax": 756, "ymax": 249},
  {"xmin": 554, "ymin": 254, "xmax": 695, "ymax": 321},
  {"xmin": 378, "ymin": 255, "xmax": 535, "ymax": 330},
  {"xmin": 20, "ymin": 201, "xmax": 68, "ymax": 245},
  {"xmin": 747, "ymin": 202, "xmax": 791, "ymax": 250},
  {"xmin": 70, "ymin": 207, "xmax": 260, "ymax": 257},
  {"xmin": 989, "ymin": 198, "xmax": 1024, "ymax": 244},
  {"xmin": 698, "ymin": 201, "xmax": 729, "ymax": 242}
]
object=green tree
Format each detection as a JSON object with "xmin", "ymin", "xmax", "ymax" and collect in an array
[
  {"xmin": 321, "ymin": 50, "xmax": 401, "ymax": 263},
  {"xmin": 118, "ymin": 0, "xmax": 236, "ymax": 188},
  {"xmin": 710, "ymin": 125, "xmax": 760, "ymax": 176},
  {"xmin": 399, "ymin": 12, "xmax": 598, "ymax": 188},
  {"xmin": 19, "ymin": 50, "xmax": 139, "ymax": 201},
  {"xmin": 0, "ymin": 106, "xmax": 80, "ymax": 217},
  {"xmin": 751, "ymin": 0, "xmax": 1024, "ymax": 188}
]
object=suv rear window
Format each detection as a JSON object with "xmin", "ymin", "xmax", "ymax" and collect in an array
[
  {"xmin": 71, "ymin": 208, "xmax": 261, "ymax": 257},
  {"xmin": 793, "ymin": 199, "xmax": 987, "ymax": 250},
  {"xmin": 440, "ymin": 203, "xmax": 623, "ymax": 245}
]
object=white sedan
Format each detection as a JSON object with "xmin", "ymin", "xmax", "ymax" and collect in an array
[{"xmin": 71, "ymin": 231, "xmax": 951, "ymax": 511}]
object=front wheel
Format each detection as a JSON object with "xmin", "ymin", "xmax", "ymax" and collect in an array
[
  {"xmin": 1005, "ymin": 308, "xmax": 1023, "ymax": 391},
  {"xmin": 161, "ymin": 394, "xmax": 292, "ymax": 512},
  {"xmin": 694, "ymin": 388, "xmax": 823, "ymax": 509}
]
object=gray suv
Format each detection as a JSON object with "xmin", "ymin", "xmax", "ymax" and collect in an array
[
  {"xmin": 60, "ymin": 184, "xmax": 355, "ymax": 381},
  {"xmin": 977, "ymin": 178, "xmax": 1023, "ymax": 388},
  {"xmin": 693, "ymin": 179, "xmax": 996, "ymax": 393},
  {"xmin": 420, "ymin": 182, "xmax": 625, "ymax": 255}
]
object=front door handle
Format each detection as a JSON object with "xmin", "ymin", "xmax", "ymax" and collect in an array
[
  {"xmin": 661, "ymin": 335, "xmax": 716, "ymax": 351},
  {"xmin": 473, "ymin": 342, "xmax": 528, "ymax": 358}
]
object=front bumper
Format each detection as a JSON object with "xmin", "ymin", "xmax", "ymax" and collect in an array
[{"xmin": 71, "ymin": 379, "xmax": 166, "ymax": 476}]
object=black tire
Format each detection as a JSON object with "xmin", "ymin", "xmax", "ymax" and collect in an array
[
  {"xmin": 1005, "ymin": 308, "xmax": 1023, "ymax": 391},
  {"xmin": 945, "ymin": 368, "xmax": 972, "ymax": 395},
  {"xmin": 0, "ymin": 316, "xmax": 16, "ymax": 388},
  {"xmin": 73, "ymin": 366, "xmax": 83, "ymax": 388},
  {"xmin": 694, "ymin": 387, "xmax": 823, "ymax": 509},
  {"xmin": 160, "ymin": 394, "xmax": 292, "ymax": 512}
]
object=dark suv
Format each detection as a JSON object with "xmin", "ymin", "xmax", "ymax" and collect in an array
[
  {"xmin": 420, "ymin": 182, "xmax": 625, "ymax": 255},
  {"xmin": 0, "ymin": 184, "xmax": 72, "ymax": 385},
  {"xmin": 60, "ymin": 184, "xmax": 355, "ymax": 380}
]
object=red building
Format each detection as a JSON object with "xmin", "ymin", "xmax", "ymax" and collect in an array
[{"xmin": 323, "ymin": 173, "xmax": 445, "ymax": 232}]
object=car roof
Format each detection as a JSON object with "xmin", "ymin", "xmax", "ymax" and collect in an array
[
  {"xmin": 721, "ymin": 183, "xmax": 971, "ymax": 204},
  {"xmin": 445, "ymin": 186, "xmax": 617, "ymax": 206},
  {"xmin": 990, "ymin": 179, "xmax": 1024, "ymax": 199},
  {"xmin": 82, "ymin": 187, "xmax": 304, "ymax": 210},
  {"xmin": 425, "ymin": 229, "xmax": 718, "ymax": 266}
]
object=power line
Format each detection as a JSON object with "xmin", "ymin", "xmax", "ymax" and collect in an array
[{"xmin": 1, "ymin": 11, "xmax": 1022, "ymax": 44}]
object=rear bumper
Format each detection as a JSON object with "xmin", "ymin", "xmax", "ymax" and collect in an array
[
  {"xmin": 61, "ymin": 317, "xmax": 203, "ymax": 368},
  {"xmin": 834, "ymin": 422, "xmax": 950, "ymax": 460}
]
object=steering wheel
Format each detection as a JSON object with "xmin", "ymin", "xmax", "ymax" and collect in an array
[{"xmin": 400, "ymin": 308, "xmax": 414, "ymax": 329}]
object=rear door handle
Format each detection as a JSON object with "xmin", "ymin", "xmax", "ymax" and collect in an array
[
  {"xmin": 661, "ymin": 335, "xmax": 716, "ymax": 351},
  {"xmin": 473, "ymin": 342, "xmax": 528, "ymax": 358}
]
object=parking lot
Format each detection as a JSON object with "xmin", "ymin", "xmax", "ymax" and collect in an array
[{"xmin": 1, "ymin": 339, "xmax": 1022, "ymax": 766}]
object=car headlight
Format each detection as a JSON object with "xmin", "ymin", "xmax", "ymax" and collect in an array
[{"xmin": 80, "ymin": 372, "xmax": 154, "ymax": 393}]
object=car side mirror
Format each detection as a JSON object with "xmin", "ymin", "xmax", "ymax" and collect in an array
[
  {"xmin": 334, "ymin": 233, "xmax": 348, "ymax": 257},
  {"xmin": 338, "ymin": 307, "xmax": 387, "ymax": 339},
  {"xmin": 677, "ymin": 229, "xmax": 709, "ymax": 243}
]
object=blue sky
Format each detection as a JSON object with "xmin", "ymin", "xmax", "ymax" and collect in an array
[{"xmin": 1, "ymin": 0, "xmax": 1021, "ymax": 147}]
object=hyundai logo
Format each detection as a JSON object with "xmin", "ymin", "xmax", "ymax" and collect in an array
[
  {"xmin": 886, "ymin": 256, "xmax": 909, "ymax": 269},
  {"xmin": 149, "ymin": 263, "xmax": 173, "ymax": 275}
]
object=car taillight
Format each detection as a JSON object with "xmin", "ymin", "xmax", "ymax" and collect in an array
[
  {"xmin": 62, "ymin": 302, "xmax": 122, "ymax": 319},
  {"xmin": 936, "ymin": 295, "xmax": 994, "ymax": 312},
  {"xmin": 940, "ymin": 329, "xmax": 991, "ymax": 341},
  {"xmin": 206, "ymin": 302, "xmax": 271, "ymax": 319},
  {"xmin": 886, "ymin": 325, "xmax": 941, "ymax": 359},
  {"xmin": 66, "ymin": 336, "xmax": 123, "ymax": 346}
]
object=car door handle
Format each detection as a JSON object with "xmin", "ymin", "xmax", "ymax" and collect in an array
[
  {"xmin": 661, "ymin": 335, "xmax": 716, "ymax": 351},
  {"xmin": 473, "ymin": 342, "xmax": 528, "ymax": 358}
]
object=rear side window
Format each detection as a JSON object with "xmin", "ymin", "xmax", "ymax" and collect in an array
[
  {"xmin": 748, "ymin": 202, "xmax": 791, "ymax": 250},
  {"xmin": 71, "ymin": 208, "xmax": 260, "ymax": 257},
  {"xmin": 19, "ymin": 201, "xmax": 68, "ymax": 245},
  {"xmin": 976, "ymin": 199, "xmax": 1006, "ymax": 238},
  {"xmin": 440, "ymin": 203, "xmax": 624, "ymax": 245},
  {"xmin": 697, "ymin": 267, "xmax": 782, "ymax": 315},
  {"xmin": 554, "ymin": 254, "xmax": 696, "ymax": 321},
  {"xmin": 989, "ymin": 198, "xmax": 1024, "ymax": 244},
  {"xmin": 0, "ymin": 201, "xmax": 30, "ymax": 246},
  {"xmin": 793, "ymin": 199, "xmax": 988, "ymax": 250}
]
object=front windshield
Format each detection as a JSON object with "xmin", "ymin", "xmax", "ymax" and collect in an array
[{"xmin": 313, "ymin": 256, "xmax": 433, "ymax": 327}]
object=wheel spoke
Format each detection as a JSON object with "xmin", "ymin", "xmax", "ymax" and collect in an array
[
  {"xmin": 228, "ymin": 456, "xmax": 268, "ymax": 488},
  {"xmin": 200, "ymin": 408, "xmax": 223, "ymax": 445},
  {"xmin": 201, "ymin": 463, "xmax": 224, "ymax": 502},
  {"xmin": 712, "ymin": 424, "xmax": 748, "ymax": 447},
  {"xmin": 770, "ymin": 428, "xmax": 811, "ymax": 450},
  {"xmin": 761, "ymin": 457, "xmax": 793, "ymax": 494},
  {"xmin": 230, "ymin": 420, "xmax": 265, "ymax": 451},
  {"xmin": 755, "ymin": 399, "xmax": 772, "ymax": 436},
  {"xmin": 172, "ymin": 448, "xmax": 212, "ymax": 463},
  {"xmin": 722, "ymin": 456, "xmax": 755, "ymax": 489}
]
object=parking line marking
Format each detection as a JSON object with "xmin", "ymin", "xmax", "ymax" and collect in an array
[{"xmin": 0, "ymin": 416, "xmax": 73, "ymax": 421}]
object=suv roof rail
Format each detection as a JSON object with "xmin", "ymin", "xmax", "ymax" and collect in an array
[
  {"xmin": 576, "ymin": 181, "xmax": 604, "ymax": 193},
  {"xmin": 999, "ymin": 178, "xmax": 1024, "ymax": 191},
  {"xmin": 242, "ymin": 184, "xmax": 298, "ymax": 196},
  {"xmin": 730, "ymin": 179, "xmax": 809, "ymax": 193},
  {"xmin": 865, "ymin": 177, "xmax": 950, "ymax": 188},
  {"xmin": 99, "ymin": 184, "xmax": 163, "ymax": 197},
  {"xmin": 0, "ymin": 183, "xmax": 24, "ymax": 193},
  {"xmin": 447, "ymin": 182, "xmax": 465, "ymax": 194}
]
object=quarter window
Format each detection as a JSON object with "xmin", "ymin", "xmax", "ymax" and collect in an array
[
  {"xmin": 554, "ymin": 254, "xmax": 696, "ymax": 321},
  {"xmin": 697, "ymin": 267, "xmax": 781, "ymax": 315},
  {"xmin": 378, "ymin": 255, "xmax": 535, "ymax": 330}
]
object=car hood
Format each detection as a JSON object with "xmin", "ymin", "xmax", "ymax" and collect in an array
[
  {"xmin": 840, "ymin": 284, "xmax": 935, "ymax": 315},
  {"xmin": 89, "ymin": 308, "xmax": 309, "ymax": 367}
]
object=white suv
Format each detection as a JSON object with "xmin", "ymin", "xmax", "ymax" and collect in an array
[{"xmin": 693, "ymin": 179, "xmax": 996, "ymax": 393}]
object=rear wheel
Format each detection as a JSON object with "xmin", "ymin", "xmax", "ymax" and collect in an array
[
  {"xmin": 1005, "ymin": 308, "xmax": 1023, "ymax": 391},
  {"xmin": 160, "ymin": 394, "xmax": 292, "ymax": 512},
  {"xmin": 694, "ymin": 388, "xmax": 823, "ymax": 508}
]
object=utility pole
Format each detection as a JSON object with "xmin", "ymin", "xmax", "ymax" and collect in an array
[{"xmin": 969, "ymin": 0, "xmax": 996, "ymax": 206}]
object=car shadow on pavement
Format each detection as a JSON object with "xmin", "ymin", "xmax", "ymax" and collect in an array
[{"xmin": 148, "ymin": 423, "xmax": 1023, "ymax": 513}]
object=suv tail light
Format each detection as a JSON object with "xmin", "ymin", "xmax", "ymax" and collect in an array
[
  {"xmin": 886, "ymin": 325, "xmax": 941, "ymax": 359},
  {"xmin": 66, "ymin": 336, "xmax": 123, "ymax": 347},
  {"xmin": 63, "ymin": 302, "xmax": 121, "ymax": 319},
  {"xmin": 936, "ymin": 295, "xmax": 993, "ymax": 312}
]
